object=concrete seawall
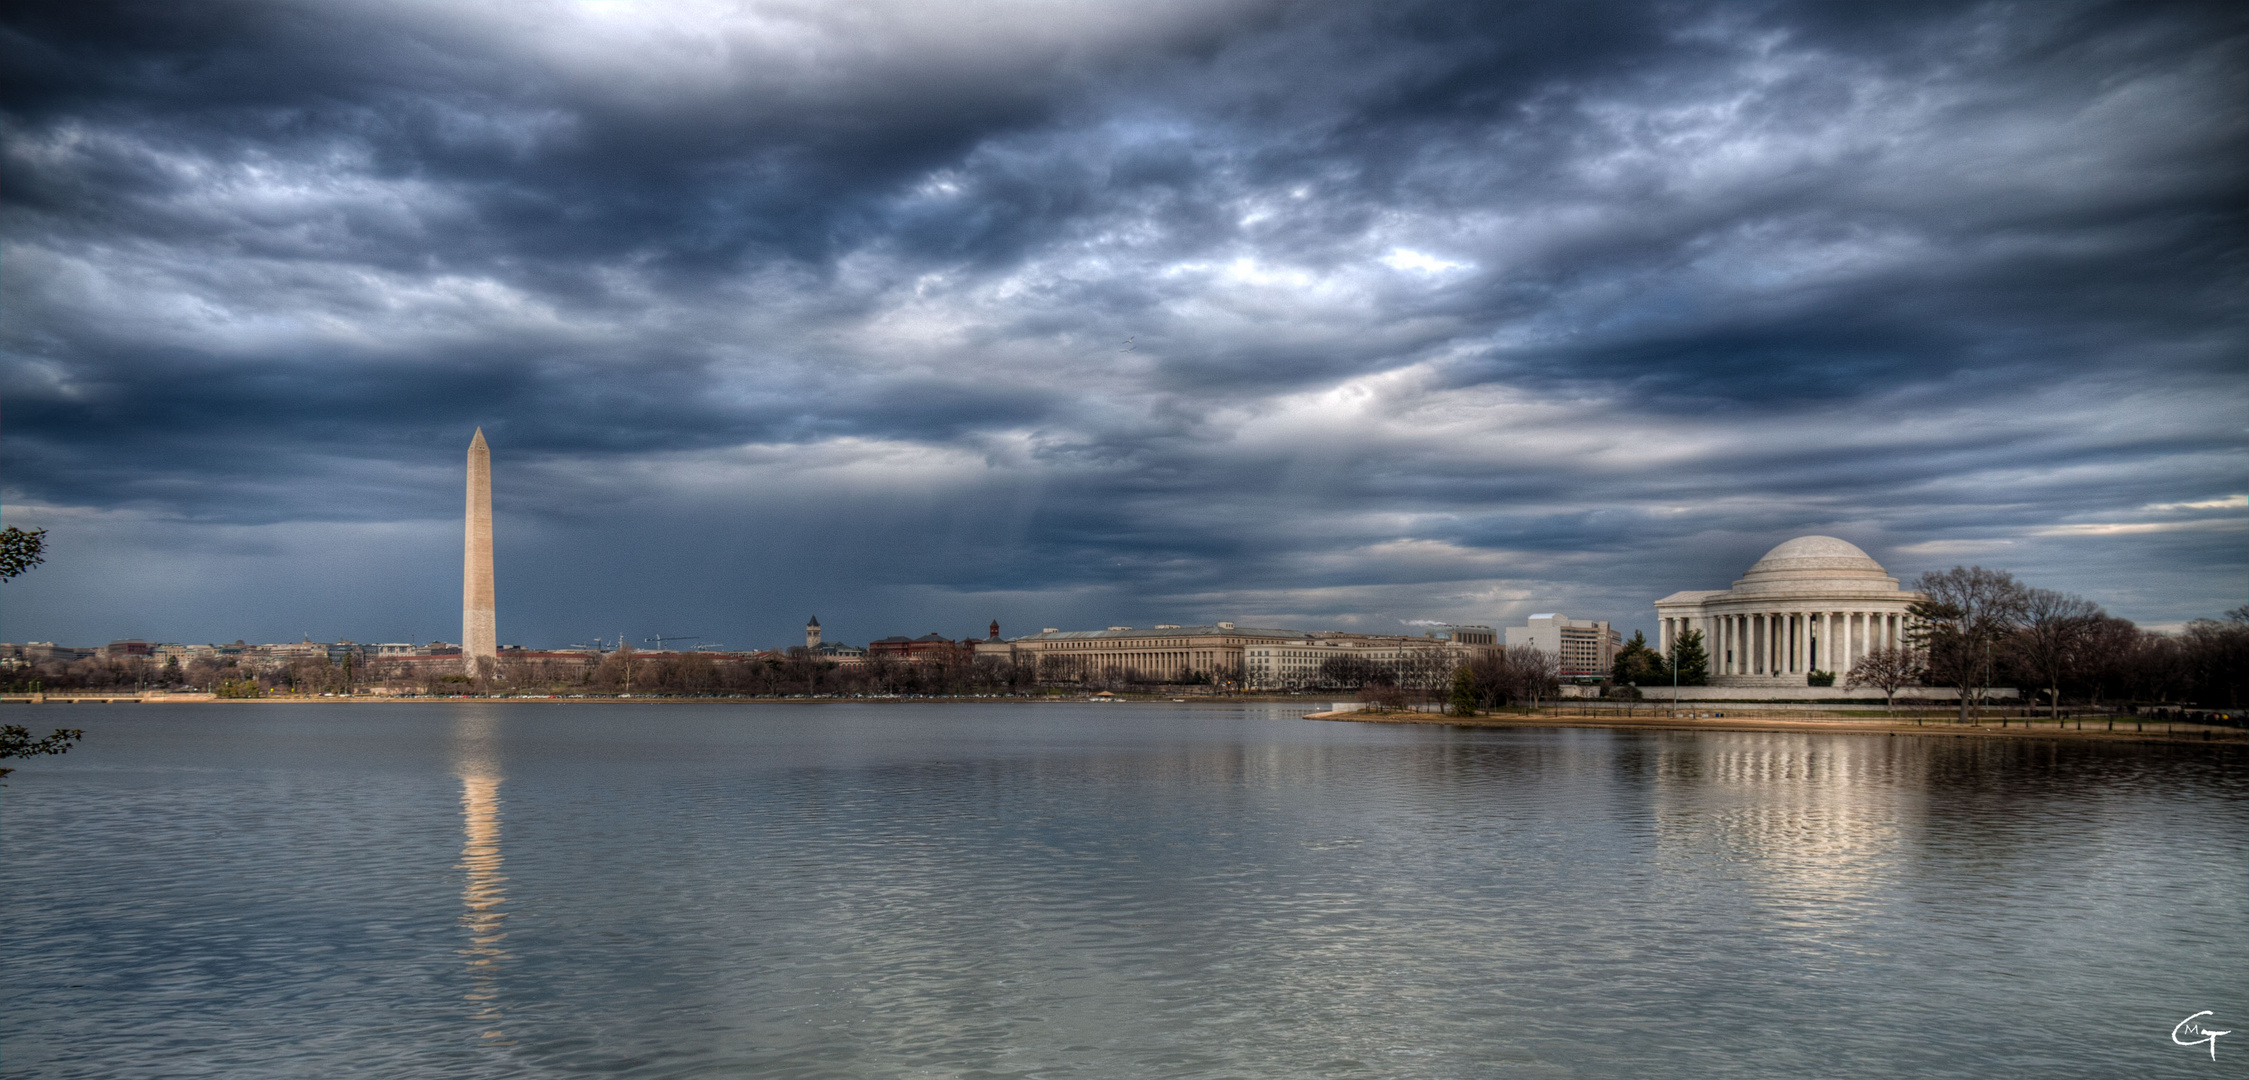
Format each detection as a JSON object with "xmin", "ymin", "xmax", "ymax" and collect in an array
[{"xmin": 0, "ymin": 692, "xmax": 219, "ymax": 704}]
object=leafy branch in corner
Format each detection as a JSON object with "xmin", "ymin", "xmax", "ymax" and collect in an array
[
  {"xmin": 1, "ymin": 724, "xmax": 83, "ymax": 781},
  {"xmin": 0, "ymin": 526, "xmax": 47, "ymax": 580}
]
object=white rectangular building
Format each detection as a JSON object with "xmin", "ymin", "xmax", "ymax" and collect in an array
[{"xmin": 1504, "ymin": 614, "xmax": 1622, "ymax": 678}]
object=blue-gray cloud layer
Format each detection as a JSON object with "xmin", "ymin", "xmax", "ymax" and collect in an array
[{"xmin": 4, "ymin": 0, "xmax": 2244, "ymax": 647}]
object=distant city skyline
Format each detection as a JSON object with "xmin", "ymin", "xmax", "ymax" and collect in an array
[{"xmin": 3, "ymin": 2, "xmax": 2242, "ymax": 650}]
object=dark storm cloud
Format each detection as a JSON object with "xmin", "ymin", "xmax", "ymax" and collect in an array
[{"xmin": 2, "ymin": 0, "xmax": 2244, "ymax": 648}]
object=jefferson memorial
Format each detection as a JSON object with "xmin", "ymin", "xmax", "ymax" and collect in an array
[{"xmin": 1654, "ymin": 536, "xmax": 1921, "ymax": 687}]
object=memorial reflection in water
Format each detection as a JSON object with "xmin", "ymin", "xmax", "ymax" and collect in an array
[{"xmin": 1652, "ymin": 733, "xmax": 1925, "ymax": 907}]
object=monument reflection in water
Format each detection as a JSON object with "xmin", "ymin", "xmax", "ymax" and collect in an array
[{"xmin": 454, "ymin": 715, "xmax": 510, "ymax": 1045}]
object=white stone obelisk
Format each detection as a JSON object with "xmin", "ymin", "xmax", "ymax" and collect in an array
[{"xmin": 463, "ymin": 428, "xmax": 497, "ymax": 676}]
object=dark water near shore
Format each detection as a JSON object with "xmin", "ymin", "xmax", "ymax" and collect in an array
[{"xmin": 3, "ymin": 703, "xmax": 2244, "ymax": 1079}]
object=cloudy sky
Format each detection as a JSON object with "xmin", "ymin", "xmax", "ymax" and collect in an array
[{"xmin": 3, "ymin": 0, "xmax": 2243, "ymax": 651}]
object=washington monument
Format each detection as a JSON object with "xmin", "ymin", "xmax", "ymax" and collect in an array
[{"xmin": 463, "ymin": 428, "xmax": 497, "ymax": 675}]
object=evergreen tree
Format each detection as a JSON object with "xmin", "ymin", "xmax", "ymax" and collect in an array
[
  {"xmin": 1664, "ymin": 629, "xmax": 1709, "ymax": 686},
  {"xmin": 1449, "ymin": 668, "xmax": 1478, "ymax": 717},
  {"xmin": 1611, "ymin": 631, "xmax": 1664, "ymax": 685}
]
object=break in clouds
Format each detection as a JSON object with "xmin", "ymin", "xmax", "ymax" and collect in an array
[{"xmin": 2, "ymin": 0, "xmax": 2244, "ymax": 649}]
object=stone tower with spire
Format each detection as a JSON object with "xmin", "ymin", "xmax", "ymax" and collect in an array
[
  {"xmin": 805, "ymin": 616, "xmax": 822, "ymax": 651},
  {"xmin": 463, "ymin": 429, "xmax": 497, "ymax": 675}
]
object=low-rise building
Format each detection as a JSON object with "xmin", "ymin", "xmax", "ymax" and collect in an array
[
  {"xmin": 867, "ymin": 633, "xmax": 973, "ymax": 664},
  {"xmin": 18, "ymin": 642, "xmax": 98, "ymax": 663},
  {"xmin": 151, "ymin": 643, "xmax": 215, "ymax": 666},
  {"xmin": 991, "ymin": 622, "xmax": 1495, "ymax": 689},
  {"xmin": 809, "ymin": 641, "xmax": 868, "ymax": 666},
  {"xmin": 1004, "ymin": 623, "xmax": 1300, "ymax": 685},
  {"xmin": 1244, "ymin": 632, "xmax": 1483, "ymax": 690}
]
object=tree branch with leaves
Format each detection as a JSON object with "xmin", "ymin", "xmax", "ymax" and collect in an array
[
  {"xmin": 1, "ymin": 527, "xmax": 48, "ymax": 580},
  {"xmin": 2, "ymin": 724, "xmax": 82, "ymax": 781}
]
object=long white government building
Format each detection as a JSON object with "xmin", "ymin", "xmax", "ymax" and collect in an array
[{"xmin": 1654, "ymin": 536, "xmax": 1920, "ymax": 687}]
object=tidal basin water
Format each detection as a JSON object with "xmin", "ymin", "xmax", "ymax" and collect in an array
[{"xmin": 4, "ymin": 704, "xmax": 2244, "ymax": 1079}]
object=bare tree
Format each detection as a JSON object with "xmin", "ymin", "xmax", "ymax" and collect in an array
[
  {"xmin": 1911, "ymin": 566, "xmax": 2029, "ymax": 723},
  {"xmin": 1844, "ymin": 647, "xmax": 1922, "ymax": 715},
  {"xmin": 1212, "ymin": 661, "xmax": 1245, "ymax": 694},
  {"xmin": 2012, "ymin": 588, "xmax": 2102, "ymax": 719},
  {"xmin": 2074, "ymin": 615, "xmax": 2150, "ymax": 708},
  {"xmin": 1316, "ymin": 654, "xmax": 1389, "ymax": 691},
  {"xmin": 2181, "ymin": 606, "xmax": 2249, "ymax": 709},
  {"xmin": 1504, "ymin": 644, "xmax": 1559, "ymax": 711},
  {"xmin": 1463, "ymin": 650, "xmax": 1510, "ymax": 708}
]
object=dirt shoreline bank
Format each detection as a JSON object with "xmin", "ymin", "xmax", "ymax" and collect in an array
[{"xmin": 1305, "ymin": 708, "xmax": 2249, "ymax": 747}]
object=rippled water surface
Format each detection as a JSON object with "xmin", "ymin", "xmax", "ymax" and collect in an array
[{"xmin": 4, "ymin": 703, "xmax": 2244, "ymax": 1078}]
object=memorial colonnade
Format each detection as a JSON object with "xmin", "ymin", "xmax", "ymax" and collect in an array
[{"xmin": 1659, "ymin": 608, "xmax": 1906, "ymax": 678}]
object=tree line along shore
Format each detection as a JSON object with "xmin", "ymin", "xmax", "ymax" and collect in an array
[{"xmin": 5, "ymin": 563, "xmax": 2243, "ymax": 725}]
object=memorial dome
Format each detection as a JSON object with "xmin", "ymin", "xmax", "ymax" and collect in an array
[
  {"xmin": 1730, "ymin": 536, "xmax": 1897, "ymax": 597},
  {"xmin": 1745, "ymin": 536, "xmax": 1886, "ymax": 575}
]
